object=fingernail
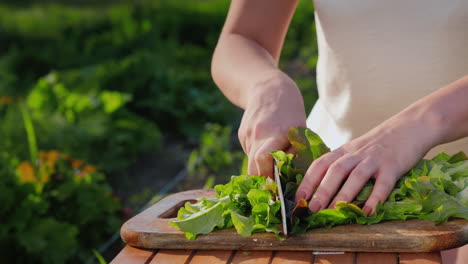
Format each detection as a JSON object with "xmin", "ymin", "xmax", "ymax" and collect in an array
[
  {"xmin": 309, "ymin": 199, "xmax": 322, "ymax": 212},
  {"xmin": 363, "ymin": 205, "xmax": 372, "ymax": 216},
  {"xmin": 295, "ymin": 190, "xmax": 306, "ymax": 202}
]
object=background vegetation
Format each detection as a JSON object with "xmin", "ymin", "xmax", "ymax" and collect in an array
[{"xmin": 0, "ymin": 0, "xmax": 318, "ymax": 262}]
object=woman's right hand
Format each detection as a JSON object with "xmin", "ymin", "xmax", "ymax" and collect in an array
[{"xmin": 239, "ymin": 70, "xmax": 307, "ymax": 178}]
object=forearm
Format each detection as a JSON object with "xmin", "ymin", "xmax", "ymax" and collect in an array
[
  {"xmin": 212, "ymin": 33, "xmax": 290, "ymax": 109},
  {"xmin": 401, "ymin": 75, "xmax": 468, "ymax": 147},
  {"xmin": 211, "ymin": 0, "xmax": 298, "ymax": 109}
]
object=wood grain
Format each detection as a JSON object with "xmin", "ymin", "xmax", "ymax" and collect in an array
[
  {"xmin": 314, "ymin": 253, "xmax": 355, "ymax": 264},
  {"xmin": 230, "ymin": 250, "xmax": 272, "ymax": 264},
  {"xmin": 110, "ymin": 245, "xmax": 154, "ymax": 264},
  {"xmin": 314, "ymin": 253, "xmax": 354, "ymax": 264},
  {"xmin": 189, "ymin": 250, "xmax": 233, "ymax": 264},
  {"xmin": 356, "ymin": 253, "xmax": 397, "ymax": 264},
  {"xmin": 399, "ymin": 252, "xmax": 442, "ymax": 264},
  {"xmin": 271, "ymin": 251, "xmax": 313, "ymax": 264},
  {"xmin": 148, "ymin": 249, "xmax": 193, "ymax": 264},
  {"xmin": 121, "ymin": 189, "xmax": 468, "ymax": 252}
]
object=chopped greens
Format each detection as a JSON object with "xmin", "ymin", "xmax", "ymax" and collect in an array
[
  {"xmin": 170, "ymin": 127, "xmax": 468, "ymax": 239},
  {"xmin": 170, "ymin": 175, "xmax": 281, "ymax": 240}
]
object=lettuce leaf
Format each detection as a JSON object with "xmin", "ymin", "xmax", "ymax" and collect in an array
[
  {"xmin": 287, "ymin": 127, "xmax": 330, "ymax": 173},
  {"xmin": 169, "ymin": 197, "xmax": 227, "ymax": 240}
]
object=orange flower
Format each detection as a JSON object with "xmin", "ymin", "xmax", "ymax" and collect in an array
[
  {"xmin": 39, "ymin": 150, "xmax": 60, "ymax": 168},
  {"xmin": 71, "ymin": 159, "xmax": 84, "ymax": 169},
  {"xmin": 17, "ymin": 161, "xmax": 37, "ymax": 183},
  {"xmin": 0, "ymin": 97, "xmax": 12, "ymax": 104},
  {"xmin": 81, "ymin": 165, "xmax": 97, "ymax": 174},
  {"xmin": 76, "ymin": 165, "xmax": 97, "ymax": 178}
]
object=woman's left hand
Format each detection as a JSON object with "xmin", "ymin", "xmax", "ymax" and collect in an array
[{"xmin": 295, "ymin": 106, "xmax": 445, "ymax": 215}]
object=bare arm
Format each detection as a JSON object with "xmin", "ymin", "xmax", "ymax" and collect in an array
[
  {"xmin": 212, "ymin": 0, "xmax": 307, "ymax": 177},
  {"xmin": 417, "ymin": 75, "xmax": 468, "ymax": 144},
  {"xmin": 212, "ymin": 0, "xmax": 299, "ymax": 109}
]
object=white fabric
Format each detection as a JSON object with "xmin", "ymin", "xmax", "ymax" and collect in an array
[{"xmin": 307, "ymin": 0, "xmax": 468, "ymax": 157}]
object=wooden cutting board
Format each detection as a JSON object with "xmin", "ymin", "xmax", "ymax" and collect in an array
[{"xmin": 121, "ymin": 189, "xmax": 468, "ymax": 252}]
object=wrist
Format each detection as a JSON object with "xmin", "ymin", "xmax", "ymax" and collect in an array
[
  {"xmin": 247, "ymin": 70, "xmax": 303, "ymax": 109},
  {"xmin": 398, "ymin": 102, "xmax": 448, "ymax": 154},
  {"xmin": 400, "ymin": 75, "xmax": 468, "ymax": 149}
]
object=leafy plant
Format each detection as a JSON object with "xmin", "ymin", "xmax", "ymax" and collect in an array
[
  {"xmin": 0, "ymin": 0, "xmax": 240, "ymax": 139},
  {"xmin": 0, "ymin": 151, "xmax": 121, "ymax": 264},
  {"xmin": 0, "ymin": 74, "xmax": 162, "ymax": 176}
]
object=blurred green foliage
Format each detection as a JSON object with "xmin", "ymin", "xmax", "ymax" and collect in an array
[
  {"xmin": 0, "ymin": 0, "xmax": 239, "ymax": 141},
  {"xmin": 0, "ymin": 152, "xmax": 120, "ymax": 264},
  {"xmin": 3, "ymin": 75, "xmax": 161, "ymax": 171},
  {"xmin": 186, "ymin": 123, "xmax": 246, "ymax": 187}
]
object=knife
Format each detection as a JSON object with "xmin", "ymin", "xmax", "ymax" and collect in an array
[{"xmin": 274, "ymin": 161, "xmax": 289, "ymax": 236}]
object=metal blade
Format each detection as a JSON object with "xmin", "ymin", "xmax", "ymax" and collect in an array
[{"xmin": 274, "ymin": 162, "xmax": 288, "ymax": 236}]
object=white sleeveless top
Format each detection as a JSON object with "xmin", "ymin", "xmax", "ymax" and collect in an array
[{"xmin": 307, "ymin": 0, "xmax": 468, "ymax": 158}]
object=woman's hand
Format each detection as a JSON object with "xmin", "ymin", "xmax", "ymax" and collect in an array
[
  {"xmin": 295, "ymin": 105, "xmax": 446, "ymax": 215},
  {"xmin": 240, "ymin": 71, "xmax": 307, "ymax": 178},
  {"xmin": 210, "ymin": 0, "xmax": 301, "ymax": 178}
]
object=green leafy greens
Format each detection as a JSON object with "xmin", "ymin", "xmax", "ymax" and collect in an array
[
  {"xmin": 170, "ymin": 127, "xmax": 468, "ymax": 239},
  {"xmin": 170, "ymin": 175, "xmax": 281, "ymax": 240}
]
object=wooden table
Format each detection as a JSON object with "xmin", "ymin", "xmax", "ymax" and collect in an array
[{"xmin": 111, "ymin": 245, "xmax": 442, "ymax": 263}]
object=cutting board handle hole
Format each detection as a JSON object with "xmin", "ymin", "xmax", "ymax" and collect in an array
[{"xmin": 159, "ymin": 199, "xmax": 197, "ymax": 218}]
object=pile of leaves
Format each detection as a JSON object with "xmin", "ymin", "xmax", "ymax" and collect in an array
[
  {"xmin": 170, "ymin": 127, "xmax": 468, "ymax": 240},
  {"xmin": 170, "ymin": 175, "xmax": 282, "ymax": 239}
]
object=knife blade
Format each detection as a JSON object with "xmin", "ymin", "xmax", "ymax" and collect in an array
[{"xmin": 274, "ymin": 161, "xmax": 288, "ymax": 236}]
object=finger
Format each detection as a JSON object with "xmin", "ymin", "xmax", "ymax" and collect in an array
[
  {"xmin": 247, "ymin": 155, "xmax": 259, "ymax": 176},
  {"xmin": 238, "ymin": 123, "xmax": 249, "ymax": 155},
  {"xmin": 295, "ymin": 149, "xmax": 344, "ymax": 202},
  {"xmin": 239, "ymin": 131, "xmax": 248, "ymax": 154},
  {"xmin": 247, "ymin": 142, "xmax": 260, "ymax": 176},
  {"xmin": 254, "ymin": 137, "xmax": 289, "ymax": 178},
  {"xmin": 309, "ymin": 154, "xmax": 361, "ymax": 212},
  {"xmin": 363, "ymin": 169, "xmax": 398, "ymax": 215},
  {"xmin": 329, "ymin": 158, "xmax": 379, "ymax": 208},
  {"xmin": 240, "ymin": 141, "xmax": 248, "ymax": 155}
]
